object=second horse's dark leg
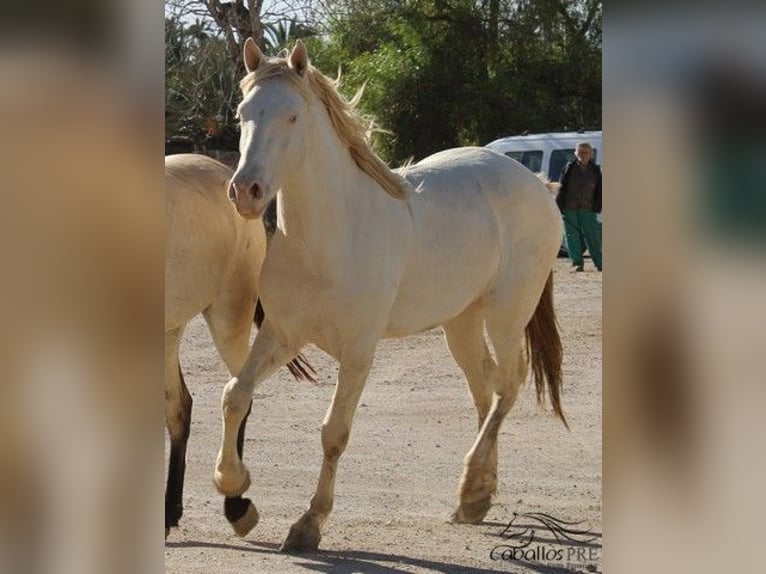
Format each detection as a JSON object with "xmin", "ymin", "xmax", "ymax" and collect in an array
[
  {"xmin": 224, "ymin": 400, "xmax": 259, "ymax": 536},
  {"xmin": 165, "ymin": 363, "xmax": 192, "ymax": 538}
]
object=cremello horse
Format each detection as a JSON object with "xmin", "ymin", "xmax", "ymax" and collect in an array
[
  {"xmin": 215, "ymin": 40, "xmax": 566, "ymax": 552},
  {"xmin": 165, "ymin": 154, "xmax": 314, "ymax": 538}
]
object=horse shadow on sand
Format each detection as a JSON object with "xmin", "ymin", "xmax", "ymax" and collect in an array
[{"xmin": 167, "ymin": 526, "xmax": 602, "ymax": 574}]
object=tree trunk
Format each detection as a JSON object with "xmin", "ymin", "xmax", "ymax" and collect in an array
[
  {"xmin": 206, "ymin": 0, "xmax": 241, "ymax": 65},
  {"xmin": 247, "ymin": 0, "xmax": 265, "ymax": 49}
]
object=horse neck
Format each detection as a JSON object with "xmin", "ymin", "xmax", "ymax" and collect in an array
[{"xmin": 277, "ymin": 109, "xmax": 384, "ymax": 247}]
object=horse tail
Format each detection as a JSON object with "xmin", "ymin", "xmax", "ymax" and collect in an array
[
  {"xmin": 536, "ymin": 173, "xmax": 561, "ymax": 196},
  {"xmin": 525, "ymin": 272, "xmax": 568, "ymax": 428},
  {"xmin": 253, "ymin": 299, "xmax": 318, "ymax": 384}
]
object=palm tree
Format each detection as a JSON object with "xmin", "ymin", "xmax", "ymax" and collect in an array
[{"xmin": 262, "ymin": 18, "xmax": 317, "ymax": 54}]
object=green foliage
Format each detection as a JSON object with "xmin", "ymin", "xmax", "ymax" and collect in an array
[
  {"xmin": 263, "ymin": 18, "xmax": 318, "ymax": 55},
  {"xmin": 165, "ymin": 17, "xmax": 241, "ymax": 150},
  {"xmin": 165, "ymin": 9, "xmax": 321, "ymax": 151},
  {"xmin": 313, "ymin": 0, "xmax": 602, "ymax": 164},
  {"xmin": 164, "ymin": 1, "xmax": 602, "ymax": 163}
]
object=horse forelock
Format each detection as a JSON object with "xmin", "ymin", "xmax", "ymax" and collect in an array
[{"xmin": 239, "ymin": 56, "xmax": 410, "ymax": 201}]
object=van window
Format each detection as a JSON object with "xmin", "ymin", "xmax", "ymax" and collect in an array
[
  {"xmin": 548, "ymin": 148, "xmax": 598, "ymax": 180},
  {"xmin": 504, "ymin": 150, "xmax": 543, "ymax": 173},
  {"xmin": 549, "ymin": 149, "xmax": 575, "ymax": 180}
]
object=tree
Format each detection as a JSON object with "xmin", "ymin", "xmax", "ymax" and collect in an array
[
  {"xmin": 164, "ymin": 1, "xmax": 602, "ymax": 161},
  {"xmin": 165, "ymin": 16, "xmax": 241, "ymax": 150},
  {"xmin": 307, "ymin": 0, "xmax": 602, "ymax": 163},
  {"xmin": 166, "ymin": 1, "xmax": 320, "ymax": 66},
  {"xmin": 165, "ymin": 1, "xmax": 321, "ymax": 151}
]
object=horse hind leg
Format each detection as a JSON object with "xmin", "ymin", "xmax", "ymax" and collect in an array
[
  {"xmin": 443, "ymin": 306, "xmax": 499, "ymax": 524},
  {"xmin": 165, "ymin": 329, "xmax": 192, "ymax": 538},
  {"xmin": 443, "ymin": 304, "xmax": 495, "ymax": 431},
  {"xmin": 452, "ymin": 308, "xmax": 530, "ymax": 524}
]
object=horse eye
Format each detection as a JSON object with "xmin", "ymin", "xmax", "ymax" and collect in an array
[{"xmin": 288, "ymin": 114, "xmax": 298, "ymax": 123}]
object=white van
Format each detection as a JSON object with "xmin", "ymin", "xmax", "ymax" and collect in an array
[{"xmin": 485, "ymin": 130, "xmax": 602, "ymax": 182}]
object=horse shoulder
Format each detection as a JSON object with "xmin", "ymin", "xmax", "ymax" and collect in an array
[{"xmin": 165, "ymin": 156, "xmax": 244, "ymax": 327}]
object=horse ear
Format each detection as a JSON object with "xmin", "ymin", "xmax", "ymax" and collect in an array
[
  {"xmin": 243, "ymin": 37, "xmax": 262, "ymax": 73},
  {"xmin": 288, "ymin": 40, "xmax": 309, "ymax": 76}
]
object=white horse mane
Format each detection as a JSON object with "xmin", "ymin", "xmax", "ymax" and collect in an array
[{"xmin": 240, "ymin": 56, "xmax": 411, "ymax": 201}]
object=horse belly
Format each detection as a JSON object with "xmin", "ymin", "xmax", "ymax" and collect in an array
[
  {"xmin": 165, "ymin": 234, "xmax": 231, "ymax": 330},
  {"xmin": 384, "ymin": 205, "xmax": 500, "ymax": 337}
]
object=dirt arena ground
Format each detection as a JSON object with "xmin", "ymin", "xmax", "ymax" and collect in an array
[{"xmin": 165, "ymin": 258, "xmax": 602, "ymax": 573}]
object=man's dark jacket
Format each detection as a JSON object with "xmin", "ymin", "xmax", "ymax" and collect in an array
[{"xmin": 556, "ymin": 160, "xmax": 602, "ymax": 214}]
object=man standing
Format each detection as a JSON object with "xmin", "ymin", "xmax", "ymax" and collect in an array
[{"xmin": 557, "ymin": 142, "xmax": 603, "ymax": 272}]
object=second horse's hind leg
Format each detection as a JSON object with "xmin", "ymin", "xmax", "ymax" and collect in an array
[{"xmin": 165, "ymin": 330, "xmax": 192, "ymax": 537}]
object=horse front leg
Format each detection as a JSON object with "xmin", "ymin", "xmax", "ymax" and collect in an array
[
  {"xmin": 223, "ymin": 400, "xmax": 257, "ymax": 537},
  {"xmin": 281, "ymin": 352, "xmax": 374, "ymax": 553},
  {"xmin": 214, "ymin": 321, "xmax": 297, "ymax": 536}
]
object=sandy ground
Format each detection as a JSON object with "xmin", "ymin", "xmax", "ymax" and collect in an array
[{"xmin": 165, "ymin": 258, "xmax": 602, "ymax": 573}]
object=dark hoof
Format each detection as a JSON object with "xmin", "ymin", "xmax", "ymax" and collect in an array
[
  {"xmin": 165, "ymin": 502, "xmax": 182, "ymax": 534},
  {"xmin": 225, "ymin": 497, "xmax": 259, "ymax": 538},
  {"xmin": 280, "ymin": 522, "xmax": 321, "ymax": 553}
]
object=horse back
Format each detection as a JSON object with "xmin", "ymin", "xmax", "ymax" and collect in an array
[
  {"xmin": 385, "ymin": 147, "xmax": 560, "ymax": 336},
  {"xmin": 404, "ymin": 147, "xmax": 561, "ymax": 250}
]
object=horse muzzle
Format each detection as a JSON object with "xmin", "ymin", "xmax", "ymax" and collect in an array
[{"xmin": 227, "ymin": 178, "xmax": 270, "ymax": 219}]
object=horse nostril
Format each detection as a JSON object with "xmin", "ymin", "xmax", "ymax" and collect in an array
[
  {"xmin": 250, "ymin": 182, "xmax": 264, "ymax": 200},
  {"xmin": 227, "ymin": 181, "xmax": 237, "ymax": 201}
]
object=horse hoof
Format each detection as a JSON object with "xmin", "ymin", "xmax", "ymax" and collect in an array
[
  {"xmin": 280, "ymin": 522, "xmax": 321, "ymax": 553},
  {"xmin": 451, "ymin": 499, "xmax": 491, "ymax": 524},
  {"xmin": 226, "ymin": 498, "xmax": 260, "ymax": 537},
  {"xmin": 213, "ymin": 464, "xmax": 251, "ymax": 497}
]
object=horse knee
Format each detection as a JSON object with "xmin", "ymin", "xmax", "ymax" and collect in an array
[
  {"xmin": 221, "ymin": 378, "xmax": 252, "ymax": 419},
  {"xmin": 321, "ymin": 426, "xmax": 349, "ymax": 460}
]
